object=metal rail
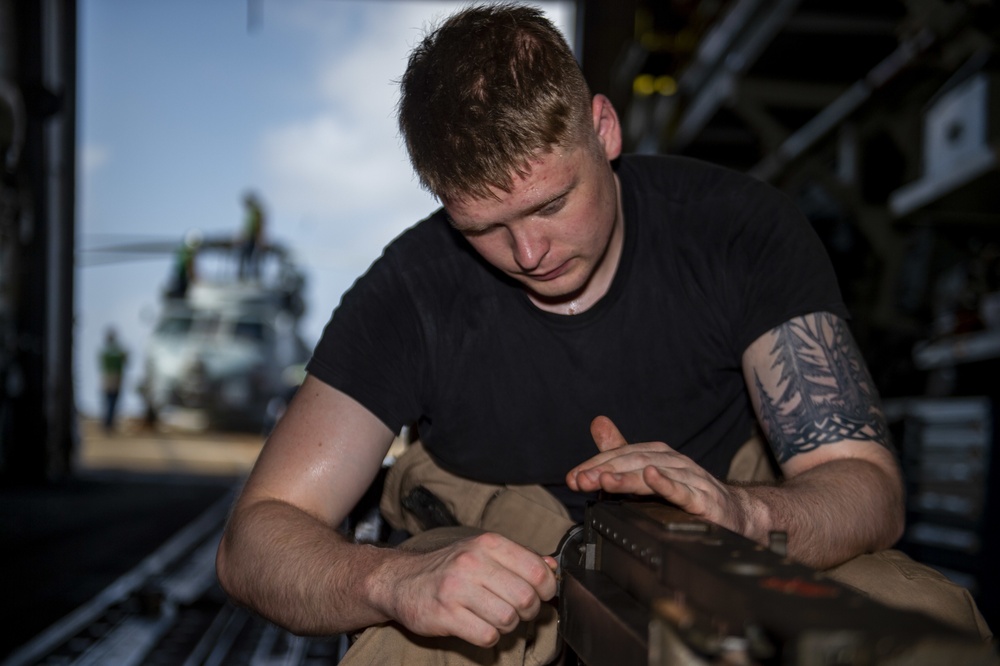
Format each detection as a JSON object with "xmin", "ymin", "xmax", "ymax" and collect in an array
[{"xmin": 2, "ymin": 489, "xmax": 347, "ymax": 666}]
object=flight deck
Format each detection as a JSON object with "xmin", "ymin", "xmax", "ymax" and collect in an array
[{"xmin": 1, "ymin": 419, "xmax": 350, "ymax": 665}]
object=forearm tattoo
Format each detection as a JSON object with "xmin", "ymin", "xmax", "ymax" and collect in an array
[{"xmin": 753, "ymin": 313, "xmax": 890, "ymax": 463}]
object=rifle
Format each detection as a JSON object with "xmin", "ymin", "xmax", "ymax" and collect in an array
[{"xmin": 555, "ymin": 500, "xmax": 998, "ymax": 665}]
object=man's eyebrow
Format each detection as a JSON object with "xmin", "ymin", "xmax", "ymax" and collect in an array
[
  {"xmin": 445, "ymin": 212, "xmax": 487, "ymax": 233},
  {"xmin": 447, "ymin": 175, "xmax": 578, "ymax": 231},
  {"xmin": 529, "ymin": 188, "xmax": 569, "ymax": 212},
  {"xmin": 518, "ymin": 175, "xmax": 577, "ymax": 217}
]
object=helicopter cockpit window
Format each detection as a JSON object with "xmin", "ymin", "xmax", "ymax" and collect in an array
[
  {"xmin": 192, "ymin": 316, "xmax": 221, "ymax": 336},
  {"xmin": 233, "ymin": 320, "xmax": 266, "ymax": 341},
  {"xmin": 156, "ymin": 316, "xmax": 194, "ymax": 335}
]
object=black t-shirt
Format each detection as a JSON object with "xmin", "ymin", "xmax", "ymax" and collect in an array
[{"xmin": 307, "ymin": 154, "xmax": 848, "ymax": 518}]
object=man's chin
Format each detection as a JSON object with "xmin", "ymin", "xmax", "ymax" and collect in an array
[{"xmin": 521, "ymin": 278, "xmax": 587, "ymax": 308}]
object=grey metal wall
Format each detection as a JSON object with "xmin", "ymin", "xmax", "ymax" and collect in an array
[{"xmin": 0, "ymin": 0, "xmax": 77, "ymax": 482}]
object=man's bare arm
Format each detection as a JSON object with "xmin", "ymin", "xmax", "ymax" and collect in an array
[
  {"xmin": 216, "ymin": 375, "xmax": 398, "ymax": 634},
  {"xmin": 737, "ymin": 311, "xmax": 905, "ymax": 567},
  {"xmin": 567, "ymin": 313, "xmax": 904, "ymax": 569},
  {"xmin": 216, "ymin": 375, "xmax": 556, "ymax": 645}
]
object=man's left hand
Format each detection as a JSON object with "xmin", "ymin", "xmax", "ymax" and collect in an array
[{"xmin": 565, "ymin": 415, "xmax": 752, "ymax": 535}]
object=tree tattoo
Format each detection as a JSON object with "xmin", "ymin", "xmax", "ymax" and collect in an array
[{"xmin": 753, "ymin": 313, "xmax": 889, "ymax": 463}]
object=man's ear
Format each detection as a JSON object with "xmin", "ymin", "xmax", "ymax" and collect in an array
[{"xmin": 592, "ymin": 94, "xmax": 622, "ymax": 161}]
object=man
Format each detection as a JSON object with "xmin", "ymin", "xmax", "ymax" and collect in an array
[
  {"xmin": 167, "ymin": 230, "xmax": 200, "ymax": 299},
  {"xmin": 239, "ymin": 191, "xmax": 265, "ymax": 280},
  {"xmin": 98, "ymin": 327, "xmax": 128, "ymax": 433},
  {"xmin": 217, "ymin": 3, "xmax": 990, "ymax": 662}
]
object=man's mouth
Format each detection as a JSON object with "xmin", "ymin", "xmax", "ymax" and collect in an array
[{"xmin": 527, "ymin": 260, "xmax": 571, "ymax": 282}]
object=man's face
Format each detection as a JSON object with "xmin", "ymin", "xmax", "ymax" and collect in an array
[{"xmin": 443, "ymin": 104, "xmax": 623, "ymax": 314}]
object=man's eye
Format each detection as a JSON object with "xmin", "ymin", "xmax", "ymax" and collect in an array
[
  {"xmin": 462, "ymin": 225, "xmax": 497, "ymax": 237},
  {"xmin": 539, "ymin": 199, "xmax": 566, "ymax": 216}
]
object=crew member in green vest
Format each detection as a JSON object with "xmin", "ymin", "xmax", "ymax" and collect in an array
[
  {"xmin": 239, "ymin": 191, "xmax": 265, "ymax": 280},
  {"xmin": 99, "ymin": 327, "xmax": 128, "ymax": 433}
]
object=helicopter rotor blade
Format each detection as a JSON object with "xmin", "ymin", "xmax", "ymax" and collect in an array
[{"xmin": 77, "ymin": 231, "xmax": 245, "ymax": 268}]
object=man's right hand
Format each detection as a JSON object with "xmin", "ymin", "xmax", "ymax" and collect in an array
[
  {"xmin": 218, "ymin": 379, "xmax": 558, "ymax": 643},
  {"xmin": 368, "ymin": 532, "xmax": 558, "ymax": 648}
]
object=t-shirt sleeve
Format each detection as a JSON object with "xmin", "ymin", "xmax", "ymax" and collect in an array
[
  {"xmin": 306, "ymin": 250, "xmax": 425, "ymax": 435},
  {"xmin": 728, "ymin": 179, "xmax": 849, "ymax": 355}
]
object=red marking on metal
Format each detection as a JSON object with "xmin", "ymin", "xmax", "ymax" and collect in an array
[{"xmin": 759, "ymin": 576, "xmax": 840, "ymax": 598}]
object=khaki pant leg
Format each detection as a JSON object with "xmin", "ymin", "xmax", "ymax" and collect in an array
[
  {"xmin": 727, "ymin": 436, "xmax": 993, "ymax": 642},
  {"xmin": 379, "ymin": 440, "xmax": 575, "ymax": 555},
  {"xmin": 339, "ymin": 527, "xmax": 561, "ymax": 666},
  {"xmin": 726, "ymin": 433, "xmax": 778, "ymax": 484},
  {"xmin": 480, "ymin": 485, "xmax": 575, "ymax": 555},
  {"xmin": 345, "ymin": 442, "xmax": 572, "ymax": 666},
  {"xmin": 341, "ymin": 604, "xmax": 560, "ymax": 666},
  {"xmin": 824, "ymin": 549, "xmax": 993, "ymax": 642}
]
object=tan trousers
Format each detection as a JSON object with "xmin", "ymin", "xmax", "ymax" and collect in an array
[{"xmin": 340, "ymin": 439, "xmax": 993, "ymax": 665}]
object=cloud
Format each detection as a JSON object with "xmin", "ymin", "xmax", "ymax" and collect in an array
[
  {"xmin": 257, "ymin": 3, "xmax": 448, "ymax": 273},
  {"xmin": 259, "ymin": 3, "xmax": 449, "ymax": 187},
  {"xmin": 260, "ymin": 113, "xmax": 424, "ymax": 222}
]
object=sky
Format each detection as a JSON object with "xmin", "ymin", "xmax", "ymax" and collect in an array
[{"xmin": 76, "ymin": 0, "xmax": 574, "ymax": 419}]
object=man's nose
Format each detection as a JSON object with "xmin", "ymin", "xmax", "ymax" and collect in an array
[{"xmin": 509, "ymin": 224, "xmax": 549, "ymax": 272}]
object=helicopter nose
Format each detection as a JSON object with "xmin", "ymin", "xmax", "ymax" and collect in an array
[{"xmin": 184, "ymin": 356, "xmax": 208, "ymax": 379}]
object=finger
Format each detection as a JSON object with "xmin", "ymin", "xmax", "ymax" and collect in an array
[
  {"xmin": 435, "ymin": 563, "xmax": 524, "ymax": 637},
  {"xmin": 464, "ymin": 562, "xmax": 546, "ymax": 628},
  {"xmin": 568, "ymin": 452, "xmax": 643, "ymax": 492},
  {"xmin": 643, "ymin": 466, "xmax": 697, "ymax": 509},
  {"xmin": 590, "ymin": 415, "xmax": 628, "ymax": 452},
  {"xmin": 485, "ymin": 579, "xmax": 541, "ymax": 625},
  {"xmin": 589, "ymin": 469, "xmax": 655, "ymax": 495},
  {"xmin": 570, "ymin": 445, "xmax": 678, "ymax": 491},
  {"xmin": 473, "ymin": 534, "xmax": 557, "ymax": 604},
  {"xmin": 451, "ymin": 606, "xmax": 503, "ymax": 647},
  {"xmin": 514, "ymin": 553, "xmax": 557, "ymax": 601}
]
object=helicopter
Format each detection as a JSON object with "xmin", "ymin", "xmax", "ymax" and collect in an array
[
  {"xmin": 135, "ymin": 234, "xmax": 311, "ymax": 432},
  {"xmin": 83, "ymin": 230, "xmax": 311, "ymax": 433}
]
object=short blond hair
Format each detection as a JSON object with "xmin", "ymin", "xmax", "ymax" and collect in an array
[{"xmin": 397, "ymin": 3, "xmax": 593, "ymax": 201}]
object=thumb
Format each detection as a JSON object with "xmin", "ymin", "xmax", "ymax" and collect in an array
[{"xmin": 590, "ymin": 415, "xmax": 628, "ymax": 452}]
